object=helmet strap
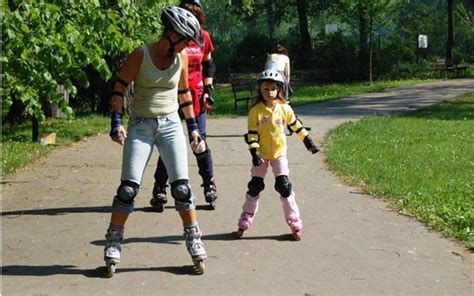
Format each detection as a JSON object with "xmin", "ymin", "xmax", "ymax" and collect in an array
[{"xmin": 167, "ymin": 33, "xmax": 188, "ymax": 54}]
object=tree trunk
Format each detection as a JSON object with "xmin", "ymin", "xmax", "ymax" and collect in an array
[
  {"xmin": 295, "ymin": 0, "xmax": 313, "ymax": 68},
  {"xmin": 32, "ymin": 116, "xmax": 39, "ymax": 142},
  {"xmin": 358, "ymin": 2, "xmax": 370, "ymax": 82},
  {"xmin": 446, "ymin": 0, "xmax": 455, "ymax": 65},
  {"xmin": 265, "ymin": 0, "xmax": 276, "ymax": 39}
]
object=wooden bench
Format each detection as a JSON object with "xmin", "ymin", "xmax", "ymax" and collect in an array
[
  {"xmin": 231, "ymin": 80, "xmax": 256, "ymax": 111},
  {"xmin": 436, "ymin": 59, "xmax": 470, "ymax": 78}
]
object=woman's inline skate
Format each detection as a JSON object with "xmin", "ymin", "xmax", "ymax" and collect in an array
[
  {"xmin": 104, "ymin": 225, "xmax": 123, "ymax": 277},
  {"xmin": 183, "ymin": 224, "xmax": 207, "ymax": 274}
]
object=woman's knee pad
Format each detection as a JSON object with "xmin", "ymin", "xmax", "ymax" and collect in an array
[
  {"xmin": 275, "ymin": 175, "xmax": 292, "ymax": 198},
  {"xmin": 247, "ymin": 177, "xmax": 265, "ymax": 197},
  {"xmin": 117, "ymin": 180, "xmax": 139, "ymax": 204},
  {"xmin": 171, "ymin": 179, "xmax": 192, "ymax": 204}
]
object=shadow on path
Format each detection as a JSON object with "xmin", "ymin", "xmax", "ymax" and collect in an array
[
  {"xmin": 1, "ymin": 205, "xmax": 221, "ymax": 217},
  {"xmin": 1, "ymin": 264, "xmax": 200, "ymax": 278}
]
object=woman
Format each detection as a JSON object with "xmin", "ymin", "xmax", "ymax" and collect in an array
[
  {"xmin": 104, "ymin": 6, "xmax": 207, "ymax": 277},
  {"xmin": 264, "ymin": 43, "xmax": 292, "ymax": 101},
  {"xmin": 151, "ymin": 0, "xmax": 218, "ymax": 211}
]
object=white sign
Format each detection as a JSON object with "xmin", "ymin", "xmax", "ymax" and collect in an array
[
  {"xmin": 325, "ymin": 24, "xmax": 338, "ymax": 35},
  {"xmin": 418, "ymin": 34, "xmax": 428, "ymax": 48}
]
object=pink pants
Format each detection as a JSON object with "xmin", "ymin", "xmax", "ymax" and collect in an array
[{"xmin": 240, "ymin": 156, "xmax": 302, "ymax": 231}]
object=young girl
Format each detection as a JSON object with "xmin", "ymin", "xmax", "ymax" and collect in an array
[{"xmin": 236, "ymin": 69, "xmax": 319, "ymax": 240}]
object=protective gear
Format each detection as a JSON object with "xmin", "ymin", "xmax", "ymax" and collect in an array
[
  {"xmin": 244, "ymin": 131, "xmax": 259, "ymax": 145},
  {"xmin": 204, "ymin": 84, "xmax": 214, "ymax": 98},
  {"xmin": 116, "ymin": 180, "xmax": 139, "ymax": 204},
  {"xmin": 303, "ymin": 135, "xmax": 319, "ymax": 154},
  {"xmin": 180, "ymin": 0, "xmax": 203, "ymax": 10},
  {"xmin": 202, "ymin": 59, "xmax": 216, "ymax": 78},
  {"xmin": 109, "ymin": 111, "xmax": 123, "ymax": 141},
  {"xmin": 115, "ymin": 77, "xmax": 129, "ymax": 88},
  {"xmin": 274, "ymin": 175, "xmax": 292, "ymax": 198},
  {"xmin": 247, "ymin": 177, "xmax": 265, "ymax": 197},
  {"xmin": 250, "ymin": 148, "xmax": 263, "ymax": 167},
  {"xmin": 258, "ymin": 69, "xmax": 285, "ymax": 86},
  {"xmin": 287, "ymin": 118, "xmax": 304, "ymax": 134},
  {"xmin": 192, "ymin": 139, "xmax": 208, "ymax": 159},
  {"xmin": 171, "ymin": 179, "xmax": 192, "ymax": 203},
  {"xmin": 161, "ymin": 6, "xmax": 202, "ymax": 46},
  {"xmin": 186, "ymin": 117, "xmax": 199, "ymax": 141}
]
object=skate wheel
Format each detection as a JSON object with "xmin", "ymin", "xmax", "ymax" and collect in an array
[
  {"xmin": 194, "ymin": 260, "xmax": 205, "ymax": 274},
  {"xmin": 208, "ymin": 201, "xmax": 216, "ymax": 210},
  {"xmin": 107, "ymin": 263, "xmax": 116, "ymax": 278},
  {"xmin": 235, "ymin": 229, "xmax": 244, "ymax": 239},
  {"xmin": 293, "ymin": 231, "xmax": 302, "ymax": 241}
]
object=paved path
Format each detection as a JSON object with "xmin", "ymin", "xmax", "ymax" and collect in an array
[{"xmin": 2, "ymin": 79, "xmax": 473, "ymax": 295}]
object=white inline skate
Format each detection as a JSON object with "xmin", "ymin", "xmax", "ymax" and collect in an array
[
  {"xmin": 183, "ymin": 224, "xmax": 207, "ymax": 274},
  {"xmin": 104, "ymin": 226, "xmax": 123, "ymax": 277}
]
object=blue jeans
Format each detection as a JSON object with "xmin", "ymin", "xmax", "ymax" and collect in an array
[
  {"xmin": 154, "ymin": 111, "xmax": 214, "ymax": 187},
  {"xmin": 118, "ymin": 112, "xmax": 195, "ymax": 212}
]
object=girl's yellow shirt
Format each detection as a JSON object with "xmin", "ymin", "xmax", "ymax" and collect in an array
[{"xmin": 247, "ymin": 101, "xmax": 308, "ymax": 160}]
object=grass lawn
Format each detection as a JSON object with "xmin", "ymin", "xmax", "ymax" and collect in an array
[
  {"xmin": 2, "ymin": 115, "xmax": 109, "ymax": 177},
  {"xmin": 324, "ymin": 92, "xmax": 474, "ymax": 248}
]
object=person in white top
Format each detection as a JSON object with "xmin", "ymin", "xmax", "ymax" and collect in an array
[{"xmin": 264, "ymin": 44, "xmax": 292, "ymax": 101}]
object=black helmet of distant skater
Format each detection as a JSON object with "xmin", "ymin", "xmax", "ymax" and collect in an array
[
  {"xmin": 258, "ymin": 70, "xmax": 285, "ymax": 86},
  {"xmin": 161, "ymin": 6, "xmax": 202, "ymax": 46}
]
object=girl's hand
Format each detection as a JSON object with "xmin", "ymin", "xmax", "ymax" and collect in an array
[{"xmin": 303, "ymin": 136, "xmax": 319, "ymax": 154}]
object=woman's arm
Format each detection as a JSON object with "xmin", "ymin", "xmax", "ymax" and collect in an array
[{"xmin": 110, "ymin": 47, "xmax": 143, "ymax": 145}]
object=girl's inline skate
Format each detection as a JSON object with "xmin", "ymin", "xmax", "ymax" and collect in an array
[
  {"xmin": 235, "ymin": 211, "xmax": 255, "ymax": 238},
  {"xmin": 287, "ymin": 217, "xmax": 303, "ymax": 241}
]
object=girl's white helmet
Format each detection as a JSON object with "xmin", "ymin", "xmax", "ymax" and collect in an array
[{"xmin": 258, "ymin": 69, "xmax": 285, "ymax": 86}]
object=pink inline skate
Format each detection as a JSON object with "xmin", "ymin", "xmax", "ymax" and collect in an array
[
  {"xmin": 235, "ymin": 212, "xmax": 255, "ymax": 238},
  {"xmin": 287, "ymin": 217, "xmax": 303, "ymax": 241}
]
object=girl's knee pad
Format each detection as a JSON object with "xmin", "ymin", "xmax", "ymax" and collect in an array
[
  {"xmin": 275, "ymin": 175, "xmax": 292, "ymax": 198},
  {"xmin": 247, "ymin": 177, "xmax": 265, "ymax": 196}
]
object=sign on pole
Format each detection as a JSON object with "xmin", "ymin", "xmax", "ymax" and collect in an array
[{"xmin": 418, "ymin": 34, "xmax": 428, "ymax": 48}]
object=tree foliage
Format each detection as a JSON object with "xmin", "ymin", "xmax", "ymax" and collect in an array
[
  {"xmin": 2, "ymin": 0, "xmax": 168, "ymax": 123},
  {"xmin": 2, "ymin": 0, "xmax": 474, "ymax": 126}
]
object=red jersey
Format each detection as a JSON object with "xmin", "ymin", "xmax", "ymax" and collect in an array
[{"xmin": 185, "ymin": 29, "xmax": 214, "ymax": 115}]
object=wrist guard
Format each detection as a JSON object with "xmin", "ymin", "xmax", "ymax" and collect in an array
[
  {"xmin": 204, "ymin": 84, "xmax": 214, "ymax": 96},
  {"xmin": 186, "ymin": 117, "xmax": 199, "ymax": 140},
  {"xmin": 250, "ymin": 148, "xmax": 263, "ymax": 167},
  {"xmin": 110, "ymin": 111, "xmax": 123, "ymax": 138}
]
